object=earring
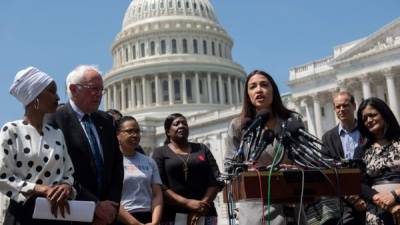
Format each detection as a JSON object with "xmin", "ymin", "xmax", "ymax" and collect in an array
[{"xmin": 34, "ymin": 98, "xmax": 40, "ymax": 110}]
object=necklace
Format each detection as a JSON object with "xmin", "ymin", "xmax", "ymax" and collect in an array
[
  {"xmin": 177, "ymin": 153, "xmax": 191, "ymax": 181},
  {"xmin": 169, "ymin": 143, "xmax": 191, "ymax": 181}
]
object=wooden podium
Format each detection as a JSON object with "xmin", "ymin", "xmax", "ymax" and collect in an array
[{"xmin": 225, "ymin": 168, "xmax": 362, "ymax": 203}]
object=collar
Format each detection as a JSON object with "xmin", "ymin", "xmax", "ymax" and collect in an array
[
  {"xmin": 69, "ymin": 99, "xmax": 88, "ymax": 122},
  {"xmin": 338, "ymin": 121, "xmax": 358, "ymax": 135}
]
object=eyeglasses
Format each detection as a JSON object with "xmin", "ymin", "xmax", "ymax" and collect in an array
[
  {"xmin": 120, "ymin": 128, "xmax": 141, "ymax": 135},
  {"xmin": 76, "ymin": 84, "xmax": 106, "ymax": 95}
]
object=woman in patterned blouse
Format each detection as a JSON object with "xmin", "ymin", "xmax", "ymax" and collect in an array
[
  {"xmin": 355, "ymin": 97, "xmax": 400, "ymax": 225},
  {"xmin": 0, "ymin": 67, "xmax": 75, "ymax": 225}
]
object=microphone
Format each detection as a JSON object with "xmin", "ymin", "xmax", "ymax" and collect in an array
[
  {"xmin": 232, "ymin": 118, "xmax": 253, "ymax": 162},
  {"xmin": 242, "ymin": 110, "xmax": 269, "ymax": 138},
  {"xmin": 285, "ymin": 119, "xmax": 323, "ymax": 145},
  {"xmin": 249, "ymin": 129, "xmax": 275, "ymax": 161}
]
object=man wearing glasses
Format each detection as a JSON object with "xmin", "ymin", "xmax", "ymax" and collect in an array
[{"xmin": 48, "ymin": 65, "xmax": 123, "ymax": 225}]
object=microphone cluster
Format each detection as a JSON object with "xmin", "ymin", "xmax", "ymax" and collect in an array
[{"xmin": 277, "ymin": 119, "xmax": 334, "ymax": 169}]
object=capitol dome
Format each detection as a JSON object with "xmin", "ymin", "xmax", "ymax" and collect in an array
[
  {"xmin": 103, "ymin": 0, "xmax": 246, "ymax": 120},
  {"xmin": 122, "ymin": 0, "xmax": 218, "ymax": 30}
]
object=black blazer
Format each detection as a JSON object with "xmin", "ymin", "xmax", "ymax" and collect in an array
[
  {"xmin": 321, "ymin": 125, "xmax": 344, "ymax": 160},
  {"xmin": 47, "ymin": 103, "xmax": 123, "ymax": 203}
]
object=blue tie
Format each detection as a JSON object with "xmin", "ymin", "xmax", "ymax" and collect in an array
[{"xmin": 82, "ymin": 114, "xmax": 104, "ymax": 194}]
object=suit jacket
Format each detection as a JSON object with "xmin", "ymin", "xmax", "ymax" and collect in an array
[
  {"xmin": 47, "ymin": 103, "xmax": 123, "ymax": 203},
  {"xmin": 321, "ymin": 125, "xmax": 344, "ymax": 160}
]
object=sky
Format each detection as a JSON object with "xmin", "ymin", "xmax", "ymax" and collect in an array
[{"xmin": 0, "ymin": 0, "xmax": 399, "ymax": 125}]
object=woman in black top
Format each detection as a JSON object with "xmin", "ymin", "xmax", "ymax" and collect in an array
[
  {"xmin": 354, "ymin": 97, "xmax": 400, "ymax": 225},
  {"xmin": 152, "ymin": 113, "xmax": 222, "ymax": 225}
]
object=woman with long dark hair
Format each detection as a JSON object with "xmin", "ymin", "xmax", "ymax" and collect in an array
[
  {"xmin": 225, "ymin": 70, "xmax": 302, "ymax": 225},
  {"xmin": 152, "ymin": 113, "xmax": 223, "ymax": 225},
  {"xmin": 354, "ymin": 97, "xmax": 400, "ymax": 225}
]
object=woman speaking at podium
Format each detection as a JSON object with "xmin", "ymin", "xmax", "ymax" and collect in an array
[{"xmin": 225, "ymin": 70, "xmax": 304, "ymax": 225}]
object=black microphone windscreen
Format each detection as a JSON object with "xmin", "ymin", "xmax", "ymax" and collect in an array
[
  {"xmin": 241, "ymin": 117, "xmax": 253, "ymax": 129},
  {"xmin": 262, "ymin": 129, "xmax": 275, "ymax": 141},
  {"xmin": 256, "ymin": 110, "xmax": 269, "ymax": 124},
  {"xmin": 286, "ymin": 120, "xmax": 304, "ymax": 133}
]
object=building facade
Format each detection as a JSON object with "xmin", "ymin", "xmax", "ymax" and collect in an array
[
  {"xmin": 288, "ymin": 17, "xmax": 400, "ymax": 138},
  {"xmin": 103, "ymin": 0, "xmax": 246, "ymax": 224}
]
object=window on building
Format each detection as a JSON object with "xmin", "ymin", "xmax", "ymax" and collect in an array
[
  {"xmin": 174, "ymin": 79, "xmax": 181, "ymax": 101},
  {"xmin": 177, "ymin": 0, "xmax": 181, "ymax": 8},
  {"xmin": 203, "ymin": 40, "xmax": 207, "ymax": 54},
  {"xmin": 150, "ymin": 41, "xmax": 155, "ymax": 56},
  {"xmin": 140, "ymin": 43, "xmax": 145, "ymax": 57},
  {"xmin": 125, "ymin": 48, "xmax": 129, "ymax": 62},
  {"xmin": 218, "ymin": 43, "xmax": 222, "ymax": 57},
  {"xmin": 160, "ymin": 0, "xmax": 164, "ymax": 8},
  {"xmin": 151, "ymin": 81, "xmax": 156, "ymax": 103},
  {"xmin": 182, "ymin": 39, "xmax": 188, "ymax": 53},
  {"xmin": 211, "ymin": 41, "xmax": 215, "ymax": 56},
  {"xmin": 193, "ymin": 39, "xmax": 198, "ymax": 54},
  {"xmin": 186, "ymin": 1, "xmax": 190, "ymax": 9},
  {"xmin": 199, "ymin": 79, "xmax": 203, "ymax": 94},
  {"xmin": 161, "ymin": 40, "xmax": 166, "ymax": 54},
  {"xmin": 162, "ymin": 80, "xmax": 169, "ymax": 102},
  {"xmin": 186, "ymin": 79, "xmax": 192, "ymax": 100},
  {"xmin": 132, "ymin": 45, "xmax": 136, "ymax": 59},
  {"xmin": 193, "ymin": 2, "xmax": 197, "ymax": 9},
  {"xmin": 224, "ymin": 82, "xmax": 228, "ymax": 104},
  {"xmin": 169, "ymin": 0, "xmax": 173, "ymax": 8},
  {"xmin": 172, "ymin": 39, "xmax": 177, "ymax": 54}
]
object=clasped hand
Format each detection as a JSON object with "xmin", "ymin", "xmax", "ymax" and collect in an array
[
  {"xmin": 34, "ymin": 183, "xmax": 72, "ymax": 218},
  {"xmin": 186, "ymin": 199, "xmax": 210, "ymax": 215}
]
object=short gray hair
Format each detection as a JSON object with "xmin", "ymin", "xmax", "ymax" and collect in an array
[{"xmin": 66, "ymin": 65, "xmax": 101, "ymax": 98}]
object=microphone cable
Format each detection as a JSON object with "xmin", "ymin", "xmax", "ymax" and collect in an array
[
  {"xmin": 297, "ymin": 168, "xmax": 305, "ymax": 225},
  {"xmin": 266, "ymin": 142, "xmax": 284, "ymax": 225}
]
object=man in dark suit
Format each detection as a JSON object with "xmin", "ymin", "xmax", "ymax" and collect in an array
[
  {"xmin": 320, "ymin": 91, "xmax": 366, "ymax": 225},
  {"xmin": 48, "ymin": 65, "xmax": 123, "ymax": 225}
]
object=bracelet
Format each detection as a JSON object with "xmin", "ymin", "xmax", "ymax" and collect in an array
[{"xmin": 391, "ymin": 190, "xmax": 400, "ymax": 203}]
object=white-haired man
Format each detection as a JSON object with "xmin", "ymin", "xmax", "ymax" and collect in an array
[{"xmin": 48, "ymin": 65, "xmax": 123, "ymax": 225}]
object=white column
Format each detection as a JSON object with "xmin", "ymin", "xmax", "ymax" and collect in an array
[
  {"xmin": 194, "ymin": 72, "xmax": 201, "ymax": 104},
  {"xmin": 155, "ymin": 74, "xmax": 160, "ymax": 106},
  {"xmin": 313, "ymin": 95, "xmax": 323, "ymax": 138},
  {"xmin": 104, "ymin": 88, "xmax": 108, "ymax": 110},
  {"xmin": 168, "ymin": 73, "xmax": 174, "ymax": 105},
  {"xmin": 218, "ymin": 74, "xmax": 224, "ymax": 104},
  {"xmin": 353, "ymin": 89, "xmax": 362, "ymax": 108},
  {"xmin": 107, "ymin": 87, "xmax": 112, "ymax": 110},
  {"xmin": 207, "ymin": 72, "xmax": 213, "ymax": 104},
  {"xmin": 130, "ymin": 79, "xmax": 136, "ymax": 109},
  {"xmin": 142, "ymin": 77, "xmax": 147, "ymax": 107},
  {"xmin": 227, "ymin": 75, "xmax": 233, "ymax": 105},
  {"xmin": 385, "ymin": 71, "xmax": 400, "ymax": 121},
  {"xmin": 301, "ymin": 99, "xmax": 316, "ymax": 136},
  {"xmin": 121, "ymin": 81, "xmax": 126, "ymax": 111},
  {"xmin": 182, "ymin": 72, "xmax": 187, "ymax": 104},
  {"xmin": 136, "ymin": 82, "xmax": 142, "ymax": 108},
  {"xmin": 376, "ymin": 83, "xmax": 385, "ymax": 102},
  {"xmin": 113, "ymin": 84, "xmax": 118, "ymax": 109},
  {"xmin": 360, "ymin": 75, "xmax": 372, "ymax": 99},
  {"xmin": 239, "ymin": 79, "xmax": 244, "ymax": 103},
  {"xmin": 234, "ymin": 78, "xmax": 239, "ymax": 104}
]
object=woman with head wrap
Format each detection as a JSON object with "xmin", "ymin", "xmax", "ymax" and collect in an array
[{"xmin": 0, "ymin": 66, "xmax": 75, "ymax": 225}]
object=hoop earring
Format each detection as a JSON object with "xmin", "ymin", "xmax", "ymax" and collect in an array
[{"xmin": 34, "ymin": 98, "xmax": 40, "ymax": 110}]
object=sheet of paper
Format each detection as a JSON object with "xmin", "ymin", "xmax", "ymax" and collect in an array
[
  {"xmin": 175, "ymin": 213, "xmax": 205, "ymax": 225},
  {"xmin": 32, "ymin": 197, "xmax": 95, "ymax": 222}
]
